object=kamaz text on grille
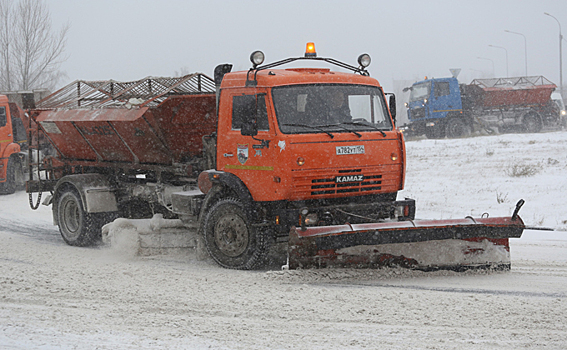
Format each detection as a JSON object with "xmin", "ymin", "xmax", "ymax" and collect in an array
[{"xmin": 336, "ymin": 175, "xmax": 364, "ymax": 183}]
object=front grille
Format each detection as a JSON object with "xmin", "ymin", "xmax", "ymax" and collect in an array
[
  {"xmin": 410, "ymin": 107, "xmax": 425, "ymax": 119},
  {"xmin": 291, "ymin": 166, "xmax": 400, "ymax": 200}
]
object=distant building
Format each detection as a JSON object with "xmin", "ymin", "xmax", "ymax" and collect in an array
[{"xmin": 0, "ymin": 89, "xmax": 50, "ymax": 109}]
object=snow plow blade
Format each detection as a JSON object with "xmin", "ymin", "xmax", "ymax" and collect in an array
[{"xmin": 288, "ymin": 215, "xmax": 525, "ymax": 270}]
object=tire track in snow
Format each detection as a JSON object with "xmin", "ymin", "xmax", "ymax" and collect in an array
[
  {"xmin": 360, "ymin": 282, "xmax": 567, "ymax": 299},
  {"xmin": 0, "ymin": 218, "xmax": 60, "ymax": 244}
]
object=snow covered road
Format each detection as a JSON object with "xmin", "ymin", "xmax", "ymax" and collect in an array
[{"xmin": 1, "ymin": 131, "xmax": 567, "ymax": 349}]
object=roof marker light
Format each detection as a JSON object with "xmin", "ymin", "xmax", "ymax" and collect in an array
[{"xmin": 305, "ymin": 42, "xmax": 317, "ymax": 57}]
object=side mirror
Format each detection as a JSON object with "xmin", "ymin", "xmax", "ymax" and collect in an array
[
  {"xmin": 214, "ymin": 64, "xmax": 233, "ymax": 87},
  {"xmin": 389, "ymin": 94, "xmax": 397, "ymax": 124},
  {"xmin": 241, "ymin": 120, "xmax": 258, "ymax": 137}
]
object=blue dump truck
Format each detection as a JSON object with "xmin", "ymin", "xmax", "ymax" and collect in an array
[{"xmin": 402, "ymin": 76, "xmax": 561, "ymax": 138}]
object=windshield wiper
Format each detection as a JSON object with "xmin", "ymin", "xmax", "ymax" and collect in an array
[
  {"xmin": 325, "ymin": 124, "xmax": 362, "ymax": 138},
  {"xmin": 282, "ymin": 123, "xmax": 334, "ymax": 138},
  {"xmin": 341, "ymin": 122, "xmax": 387, "ymax": 137}
]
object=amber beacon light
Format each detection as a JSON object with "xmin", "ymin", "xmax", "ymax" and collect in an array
[{"xmin": 305, "ymin": 42, "xmax": 317, "ymax": 57}]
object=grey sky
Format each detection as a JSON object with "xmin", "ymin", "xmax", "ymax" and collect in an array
[{"xmin": 48, "ymin": 0, "xmax": 567, "ymax": 92}]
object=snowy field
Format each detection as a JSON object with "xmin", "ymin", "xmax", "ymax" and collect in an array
[{"xmin": 1, "ymin": 130, "xmax": 566, "ymax": 349}]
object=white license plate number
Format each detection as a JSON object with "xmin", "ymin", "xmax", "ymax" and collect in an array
[{"xmin": 336, "ymin": 145, "xmax": 365, "ymax": 155}]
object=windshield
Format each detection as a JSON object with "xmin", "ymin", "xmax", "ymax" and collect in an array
[
  {"xmin": 271, "ymin": 84, "xmax": 392, "ymax": 134},
  {"xmin": 409, "ymin": 82, "xmax": 431, "ymax": 102}
]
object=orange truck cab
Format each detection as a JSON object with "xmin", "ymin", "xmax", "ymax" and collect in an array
[{"xmin": 0, "ymin": 95, "xmax": 27, "ymax": 194}]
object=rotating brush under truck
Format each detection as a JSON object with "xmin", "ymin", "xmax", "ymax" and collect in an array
[{"xmin": 25, "ymin": 44, "xmax": 527, "ymax": 270}]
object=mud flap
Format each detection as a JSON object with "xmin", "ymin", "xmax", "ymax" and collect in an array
[{"xmin": 288, "ymin": 216, "xmax": 524, "ymax": 270}]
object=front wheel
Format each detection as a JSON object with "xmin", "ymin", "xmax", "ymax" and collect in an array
[
  {"xmin": 523, "ymin": 113, "xmax": 542, "ymax": 133},
  {"xmin": 445, "ymin": 118, "xmax": 471, "ymax": 138},
  {"xmin": 424, "ymin": 125, "xmax": 445, "ymax": 139},
  {"xmin": 56, "ymin": 188, "xmax": 103, "ymax": 246},
  {"xmin": 0, "ymin": 158, "xmax": 22, "ymax": 194},
  {"xmin": 202, "ymin": 198, "xmax": 269, "ymax": 269}
]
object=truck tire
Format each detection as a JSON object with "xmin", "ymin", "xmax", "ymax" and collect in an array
[
  {"xmin": 203, "ymin": 198, "xmax": 269, "ymax": 270},
  {"xmin": 0, "ymin": 158, "xmax": 20, "ymax": 194},
  {"xmin": 445, "ymin": 119, "xmax": 470, "ymax": 138},
  {"xmin": 56, "ymin": 188, "xmax": 103, "ymax": 246},
  {"xmin": 523, "ymin": 113, "xmax": 542, "ymax": 133},
  {"xmin": 425, "ymin": 125, "xmax": 445, "ymax": 139}
]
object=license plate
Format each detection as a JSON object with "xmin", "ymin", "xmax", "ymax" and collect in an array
[
  {"xmin": 336, "ymin": 175, "xmax": 364, "ymax": 183},
  {"xmin": 336, "ymin": 145, "xmax": 365, "ymax": 155}
]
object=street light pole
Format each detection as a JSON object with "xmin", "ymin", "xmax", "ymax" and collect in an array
[
  {"xmin": 545, "ymin": 12, "xmax": 563, "ymax": 97},
  {"xmin": 505, "ymin": 30, "xmax": 528, "ymax": 76},
  {"xmin": 477, "ymin": 57, "xmax": 495, "ymax": 77},
  {"xmin": 489, "ymin": 45, "xmax": 509, "ymax": 77}
]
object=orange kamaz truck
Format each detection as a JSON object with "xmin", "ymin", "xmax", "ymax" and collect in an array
[
  {"xmin": 26, "ymin": 44, "xmax": 526, "ymax": 270},
  {"xmin": 0, "ymin": 95, "xmax": 28, "ymax": 194}
]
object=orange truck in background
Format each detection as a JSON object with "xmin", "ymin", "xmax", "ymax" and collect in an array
[
  {"xmin": 25, "ymin": 44, "xmax": 525, "ymax": 270},
  {"xmin": 0, "ymin": 95, "xmax": 28, "ymax": 194}
]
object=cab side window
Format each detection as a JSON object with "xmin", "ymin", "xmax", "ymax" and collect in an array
[
  {"xmin": 256, "ymin": 94, "xmax": 269, "ymax": 130},
  {"xmin": 232, "ymin": 94, "xmax": 269, "ymax": 131},
  {"xmin": 0, "ymin": 107, "xmax": 6, "ymax": 127},
  {"xmin": 12, "ymin": 117, "xmax": 26, "ymax": 143},
  {"xmin": 434, "ymin": 82, "xmax": 451, "ymax": 97}
]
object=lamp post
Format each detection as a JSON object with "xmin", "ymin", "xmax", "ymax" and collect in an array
[
  {"xmin": 545, "ymin": 12, "xmax": 563, "ymax": 97},
  {"xmin": 489, "ymin": 45, "xmax": 509, "ymax": 77},
  {"xmin": 477, "ymin": 57, "xmax": 495, "ymax": 77},
  {"xmin": 505, "ymin": 30, "xmax": 528, "ymax": 76}
]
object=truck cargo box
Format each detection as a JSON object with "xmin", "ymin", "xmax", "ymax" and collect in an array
[
  {"xmin": 32, "ymin": 74, "xmax": 216, "ymax": 166},
  {"xmin": 466, "ymin": 76, "xmax": 556, "ymax": 109}
]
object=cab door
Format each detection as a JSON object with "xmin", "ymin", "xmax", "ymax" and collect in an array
[
  {"xmin": 0, "ymin": 103, "xmax": 13, "ymax": 180},
  {"xmin": 217, "ymin": 89, "xmax": 278, "ymax": 201},
  {"xmin": 429, "ymin": 80, "xmax": 451, "ymax": 119},
  {"xmin": 0, "ymin": 104, "xmax": 13, "ymax": 156},
  {"xmin": 429, "ymin": 79, "xmax": 462, "ymax": 119}
]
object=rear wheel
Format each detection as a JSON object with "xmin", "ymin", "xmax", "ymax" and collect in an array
[
  {"xmin": 203, "ymin": 198, "xmax": 269, "ymax": 269},
  {"xmin": 56, "ymin": 188, "xmax": 103, "ymax": 246}
]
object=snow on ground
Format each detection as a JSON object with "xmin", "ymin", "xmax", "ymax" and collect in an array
[
  {"xmin": 400, "ymin": 131, "xmax": 567, "ymax": 230},
  {"xmin": 1, "ymin": 130, "xmax": 566, "ymax": 349}
]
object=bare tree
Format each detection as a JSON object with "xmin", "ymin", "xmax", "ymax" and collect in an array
[
  {"xmin": 0, "ymin": 0, "xmax": 13, "ymax": 90},
  {"xmin": 0, "ymin": 0, "xmax": 68, "ymax": 91},
  {"xmin": 174, "ymin": 66, "xmax": 191, "ymax": 77}
]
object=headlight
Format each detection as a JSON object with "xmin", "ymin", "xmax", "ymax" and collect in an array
[
  {"xmin": 395, "ymin": 205, "xmax": 410, "ymax": 218},
  {"xmin": 250, "ymin": 50, "xmax": 265, "ymax": 67},
  {"xmin": 300, "ymin": 208, "xmax": 318, "ymax": 230},
  {"xmin": 357, "ymin": 53, "xmax": 371, "ymax": 68},
  {"xmin": 561, "ymin": 110, "xmax": 566, "ymax": 116},
  {"xmin": 304, "ymin": 213, "xmax": 318, "ymax": 226}
]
